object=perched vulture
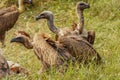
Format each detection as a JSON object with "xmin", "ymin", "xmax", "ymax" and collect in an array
[
  {"xmin": 10, "ymin": 31, "xmax": 73, "ymax": 73},
  {"xmin": 0, "ymin": 0, "xmax": 32, "ymax": 47},
  {"xmin": 74, "ymin": 1, "xmax": 95, "ymax": 45},
  {"xmin": 35, "ymin": 10, "xmax": 101, "ymax": 64}
]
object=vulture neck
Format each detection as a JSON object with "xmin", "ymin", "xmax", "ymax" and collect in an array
[
  {"xmin": 18, "ymin": 0, "xmax": 25, "ymax": 14},
  {"xmin": 47, "ymin": 16, "xmax": 60, "ymax": 35},
  {"xmin": 24, "ymin": 40, "xmax": 33, "ymax": 49},
  {"xmin": 77, "ymin": 9, "xmax": 84, "ymax": 33}
]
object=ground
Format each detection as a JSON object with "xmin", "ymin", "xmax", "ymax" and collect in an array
[{"xmin": 0, "ymin": 0, "xmax": 120, "ymax": 80}]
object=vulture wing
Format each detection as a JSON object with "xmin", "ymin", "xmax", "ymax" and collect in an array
[
  {"xmin": 33, "ymin": 33, "xmax": 64, "ymax": 67},
  {"xmin": 0, "ymin": 6, "xmax": 19, "ymax": 33},
  {"xmin": 59, "ymin": 36, "xmax": 101, "ymax": 64},
  {"xmin": 0, "ymin": 6, "xmax": 17, "ymax": 16}
]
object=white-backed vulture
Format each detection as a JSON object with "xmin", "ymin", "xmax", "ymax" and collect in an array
[
  {"xmin": 35, "ymin": 11, "xmax": 101, "ymax": 64},
  {"xmin": 10, "ymin": 31, "xmax": 73, "ymax": 73},
  {"xmin": 0, "ymin": 0, "xmax": 32, "ymax": 47},
  {"xmin": 74, "ymin": 1, "xmax": 95, "ymax": 45}
]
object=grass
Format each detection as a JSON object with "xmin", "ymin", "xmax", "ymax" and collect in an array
[{"xmin": 1, "ymin": 0, "xmax": 120, "ymax": 79}]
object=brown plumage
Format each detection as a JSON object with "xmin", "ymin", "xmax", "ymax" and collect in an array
[
  {"xmin": 33, "ymin": 33, "xmax": 72, "ymax": 73},
  {"xmin": 10, "ymin": 31, "xmax": 73, "ymax": 73},
  {"xmin": 0, "ymin": 0, "xmax": 32, "ymax": 47},
  {"xmin": 35, "ymin": 11, "xmax": 101, "ymax": 64},
  {"xmin": 0, "ymin": 6, "xmax": 19, "ymax": 47},
  {"xmin": 59, "ymin": 35, "xmax": 101, "ymax": 64}
]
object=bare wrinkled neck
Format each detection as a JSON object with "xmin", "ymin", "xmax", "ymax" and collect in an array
[
  {"xmin": 24, "ymin": 40, "xmax": 33, "ymax": 49},
  {"xmin": 76, "ymin": 9, "xmax": 84, "ymax": 28},
  {"xmin": 47, "ymin": 15, "xmax": 60, "ymax": 35}
]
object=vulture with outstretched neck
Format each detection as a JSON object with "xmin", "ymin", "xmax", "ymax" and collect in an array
[
  {"xmin": 75, "ymin": 1, "xmax": 95, "ymax": 45},
  {"xmin": 0, "ymin": 0, "xmax": 32, "ymax": 47},
  {"xmin": 37, "ymin": 11, "xmax": 77, "ymax": 41},
  {"xmin": 35, "ymin": 10, "xmax": 101, "ymax": 64},
  {"xmin": 36, "ymin": 11, "xmax": 74, "ymax": 38},
  {"xmin": 10, "ymin": 31, "xmax": 72, "ymax": 73}
]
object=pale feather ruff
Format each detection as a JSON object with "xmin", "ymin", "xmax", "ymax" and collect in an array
[{"xmin": 76, "ymin": 23, "xmax": 88, "ymax": 38}]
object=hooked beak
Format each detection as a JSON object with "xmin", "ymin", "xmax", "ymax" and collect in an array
[
  {"xmin": 36, "ymin": 15, "xmax": 42, "ymax": 21},
  {"xmin": 10, "ymin": 37, "xmax": 24, "ymax": 43}
]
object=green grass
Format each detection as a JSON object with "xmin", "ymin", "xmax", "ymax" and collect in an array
[{"xmin": 1, "ymin": 0, "xmax": 120, "ymax": 80}]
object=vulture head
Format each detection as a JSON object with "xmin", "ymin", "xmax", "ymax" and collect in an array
[
  {"xmin": 76, "ymin": 1, "xmax": 90, "ymax": 10},
  {"xmin": 36, "ymin": 11, "xmax": 53, "ymax": 20},
  {"xmin": 23, "ymin": 0, "xmax": 33, "ymax": 5},
  {"xmin": 35, "ymin": 11, "xmax": 60, "ymax": 35},
  {"xmin": 10, "ymin": 31, "xmax": 33, "ymax": 49}
]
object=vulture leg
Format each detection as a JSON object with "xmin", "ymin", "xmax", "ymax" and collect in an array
[{"xmin": 87, "ymin": 30, "xmax": 95, "ymax": 45}]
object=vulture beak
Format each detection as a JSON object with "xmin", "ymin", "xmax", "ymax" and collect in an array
[
  {"xmin": 35, "ymin": 15, "xmax": 41, "ymax": 21},
  {"xmin": 36, "ymin": 14, "xmax": 45, "ymax": 20},
  {"xmin": 10, "ymin": 37, "xmax": 25, "ymax": 43}
]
